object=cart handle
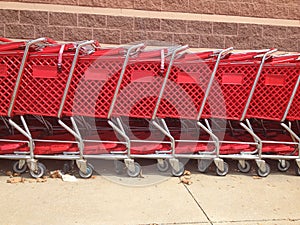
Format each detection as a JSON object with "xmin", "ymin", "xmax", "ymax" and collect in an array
[
  {"xmin": 7, "ymin": 37, "xmax": 53, "ymax": 117},
  {"xmin": 240, "ymin": 48, "xmax": 277, "ymax": 121},
  {"xmin": 58, "ymin": 40, "xmax": 97, "ymax": 118}
]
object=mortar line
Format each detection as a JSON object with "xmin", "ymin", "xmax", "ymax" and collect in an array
[{"xmin": 183, "ymin": 184, "xmax": 213, "ymax": 225}]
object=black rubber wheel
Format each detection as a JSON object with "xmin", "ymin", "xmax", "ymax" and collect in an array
[
  {"xmin": 237, "ymin": 161, "xmax": 251, "ymax": 173},
  {"xmin": 171, "ymin": 162, "xmax": 184, "ymax": 177},
  {"xmin": 13, "ymin": 161, "xmax": 27, "ymax": 174},
  {"xmin": 79, "ymin": 163, "xmax": 93, "ymax": 179},
  {"xmin": 295, "ymin": 164, "xmax": 300, "ymax": 176},
  {"xmin": 216, "ymin": 162, "xmax": 229, "ymax": 176},
  {"xmin": 257, "ymin": 163, "xmax": 271, "ymax": 177},
  {"xmin": 29, "ymin": 163, "xmax": 46, "ymax": 178},
  {"xmin": 277, "ymin": 160, "xmax": 290, "ymax": 172},
  {"xmin": 127, "ymin": 162, "xmax": 141, "ymax": 177},
  {"xmin": 157, "ymin": 160, "xmax": 169, "ymax": 172}
]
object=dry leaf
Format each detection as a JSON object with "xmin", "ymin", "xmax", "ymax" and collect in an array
[
  {"xmin": 7, "ymin": 177, "xmax": 25, "ymax": 184},
  {"xmin": 183, "ymin": 170, "xmax": 191, "ymax": 176},
  {"xmin": 50, "ymin": 170, "xmax": 62, "ymax": 179}
]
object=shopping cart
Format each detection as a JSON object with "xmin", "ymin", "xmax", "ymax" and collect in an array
[{"xmin": 8, "ymin": 38, "xmax": 148, "ymax": 178}]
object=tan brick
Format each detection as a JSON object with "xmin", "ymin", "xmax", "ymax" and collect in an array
[
  {"xmin": 121, "ymin": 30, "xmax": 147, "ymax": 44},
  {"xmin": 5, "ymin": 24, "xmax": 34, "ymax": 39},
  {"xmin": 64, "ymin": 27, "xmax": 92, "ymax": 41},
  {"xmin": 273, "ymin": 38, "xmax": 298, "ymax": 52},
  {"xmin": 215, "ymin": 1, "xmax": 240, "ymax": 16},
  {"xmin": 0, "ymin": 24, "xmax": 4, "ymax": 37},
  {"xmin": 240, "ymin": 3, "xmax": 266, "ymax": 18},
  {"xmin": 265, "ymin": 3, "xmax": 289, "ymax": 19},
  {"xmin": 107, "ymin": 0, "xmax": 134, "ymax": 8},
  {"xmin": 49, "ymin": 12, "xmax": 77, "ymax": 26},
  {"xmin": 199, "ymin": 35, "xmax": 225, "ymax": 48},
  {"xmin": 262, "ymin": 25, "xmax": 287, "ymax": 39},
  {"xmin": 161, "ymin": 19, "xmax": 186, "ymax": 33},
  {"xmin": 289, "ymin": 5, "xmax": 300, "ymax": 20},
  {"xmin": 107, "ymin": 16, "xmax": 134, "ymax": 30},
  {"xmin": 134, "ymin": 0, "xmax": 162, "ymax": 11},
  {"xmin": 20, "ymin": 10, "xmax": 48, "ymax": 25},
  {"xmin": 174, "ymin": 33, "xmax": 199, "ymax": 48},
  {"xmin": 78, "ymin": 14, "xmax": 106, "ymax": 28},
  {"xmin": 238, "ymin": 24, "xmax": 262, "ymax": 37},
  {"xmin": 187, "ymin": 21, "xmax": 212, "ymax": 35},
  {"xmin": 162, "ymin": 0, "xmax": 188, "ymax": 12},
  {"xmin": 93, "ymin": 28, "xmax": 121, "ymax": 44},
  {"xmin": 35, "ymin": 26, "xmax": 64, "ymax": 40},
  {"xmin": 225, "ymin": 36, "xmax": 252, "ymax": 50},
  {"xmin": 134, "ymin": 18, "xmax": 160, "ymax": 31},
  {"xmin": 146, "ymin": 31, "xmax": 173, "ymax": 43},
  {"xmin": 286, "ymin": 27, "xmax": 300, "ymax": 39},
  {"xmin": 78, "ymin": 0, "xmax": 106, "ymax": 7},
  {"xmin": 0, "ymin": 9, "xmax": 19, "ymax": 23},
  {"xmin": 189, "ymin": 0, "xmax": 215, "ymax": 14},
  {"xmin": 252, "ymin": 37, "xmax": 271, "ymax": 49},
  {"xmin": 213, "ymin": 22, "xmax": 238, "ymax": 36}
]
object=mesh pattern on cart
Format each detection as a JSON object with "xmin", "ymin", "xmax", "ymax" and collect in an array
[
  {"xmin": 63, "ymin": 57, "xmax": 123, "ymax": 118},
  {"xmin": 157, "ymin": 61, "xmax": 213, "ymax": 120},
  {"xmin": 284, "ymin": 66, "xmax": 300, "ymax": 121},
  {"xmin": 204, "ymin": 63, "xmax": 260, "ymax": 120},
  {"xmin": 111, "ymin": 61, "xmax": 162, "ymax": 118},
  {"xmin": 247, "ymin": 65, "xmax": 300, "ymax": 121},
  {"xmin": 13, "ymin": 56, "xmax": 72, "ymax": 117},
  {"xmin": 0, "ymin": 54, "xmax": 23, "ymax": 116}
]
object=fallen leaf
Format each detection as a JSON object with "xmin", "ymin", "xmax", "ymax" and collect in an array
[
  {"xmin": 50, "ymin": 170, "xmax": 62, "ymax": 179},
  {"xmin": 183, "ymin": 170, "xmax": 191, "ymax": 176}
]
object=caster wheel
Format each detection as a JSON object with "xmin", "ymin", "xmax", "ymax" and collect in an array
[
  {"xmin": 237, "ymin": 161, "xmax": 251, "ymax": 173},
  {"xmin": 13, "ymin": 161, "xmax": 27, "ymax": 174},
  {"xmin": 127, "ymin": 162, "xmax": 141, "ymax": 177},
  {"xmin": 171, "ymin": 162, "xmax": 184, "ymax": 177},
  {"xmin": 216, "ymin": 162, "xmax": 229, "ymax": 176},
  {"xmin": 114, "ymin": 160, "xmax": 124, "ymax": 174},
  {"xmin": 197, "ymin": 159, "xmax": 211, "ymax": 173},
  {"xmin": 29, "ymin": 163, "xmax": 46, "ymax": 178},
  {"xmin": 295, "ymin": 164, "xmax": 300, "ymax": 176},
  {"xmin": 277, "ymin": 160, "xmax": 290, "ymax": 172},
  {"xmin": 79, "ymin": 163, "xmax": 93, "ymax": 179},
  {"xmin": 257, "ymin": 163, "xmax": 270, "ymax": 177},
  {"xmin": 157, "ymin": 160, "xmax": 169, "ymax": 172}
]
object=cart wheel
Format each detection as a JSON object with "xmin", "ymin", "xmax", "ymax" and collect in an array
[
  {"xmin": 29, "ymin": 163, "xmax": 46, "ymax": 179},
  {"xmin": 79, "ymin": 163, "xmax": 94, "ymax": 179},
  {"xmin": 157, "ymin": 160, "xmax": 169, "ymax": 172},
  {"xmin": 257, "ymin": 163, "xmax": 270, "ymax": 177},
  {"xmin": 114, "ymin": 160, "xmax": 124, "ymax": 174},
  {"xmin": 277, "ymin": 160, "xmax": 290, "ymax": 172},
  {"xmin": 13, "ymin": 161, "xmax": 27, "ymax": 174},
  {"xmin": 216, "ymin": 162, "xmax": 229, "ymax": 176},
  {"xmin": 295, "ymin": 164, "xmax": 300, "ymax": 176},
  {"xmin": 127, "ymin": 162, "xmax": 141, "ymax": 177},
  {"xmin": 171, "ymin": 162, "xmax": 184, "ymax": 177},
  {"xmin": 197, "ymin": 159, "xmax": 211, "ymax": 173},
  {"xmin": 237, "ymin": 161, "xmax": 251, "ymax": 173}
]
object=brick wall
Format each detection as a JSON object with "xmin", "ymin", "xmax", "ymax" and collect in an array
[
  {"xmin": 0, "ymin": 1, "xmax": 299, "ymax": 51},
  {"xmin": 2, "ymin": 0, "xmax": 299, "ymax": 20}
]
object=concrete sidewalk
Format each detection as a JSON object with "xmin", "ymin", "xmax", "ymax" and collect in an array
[{"xmin": 0, "ymin": 160, "xmax": 299, "ymax": 225}]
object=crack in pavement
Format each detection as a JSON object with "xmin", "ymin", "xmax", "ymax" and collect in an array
[{"xmin": 183, "ymin": 184, "xmax": 213, "ymax": 225}]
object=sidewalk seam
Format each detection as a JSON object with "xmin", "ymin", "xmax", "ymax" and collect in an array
[{"xmin": 183, "ymin": 184, "xmax": 213, "ymax": 225}]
